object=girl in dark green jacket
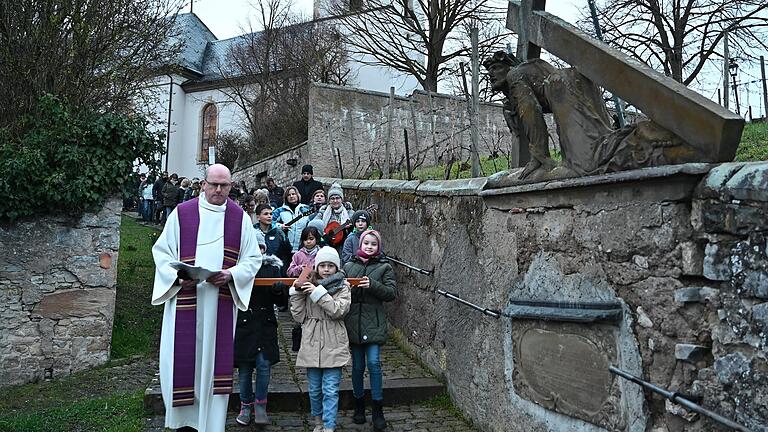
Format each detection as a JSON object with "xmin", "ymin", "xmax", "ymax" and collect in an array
[{"xmin": 342, "ymin": 230, "xmax": 396, "ymax": 431}]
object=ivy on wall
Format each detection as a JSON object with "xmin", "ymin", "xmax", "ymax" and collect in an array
[{"xmin": 0, "ymin": 95, "xmax": 164, "ymax": 221}]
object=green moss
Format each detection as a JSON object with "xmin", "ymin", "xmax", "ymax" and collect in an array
[
  {"xmin": 421, "ymin": 393, "xmax": 472, "ymax": 425},
  {"xmin": 111, "ymin": 216, "xmax": 162, "ymax": 358}
]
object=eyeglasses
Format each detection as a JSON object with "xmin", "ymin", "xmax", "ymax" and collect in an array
[
  {"xmin": 205, "ymin": 181, "xmax": 231, "ymax": 190},
  {"xmin": 329, "ymin": 196, "xmax": 342, "ymax": 201}
]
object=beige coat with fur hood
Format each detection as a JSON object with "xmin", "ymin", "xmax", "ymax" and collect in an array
[{"xmin": 289, "ymin": 274, "xmax": 351, "ymax": 368}]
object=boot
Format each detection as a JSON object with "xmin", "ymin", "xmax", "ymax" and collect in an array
[
  {"xmin": 352, "ymin": 397, "xmax": 366, "ymax": 424},
  {"xmin": 371, "ymin": 400, "xmax": 387, "ymax": 431},
  {"xmin": 235, "ymin": 402, "xmax": 253, "ymax": 426},
  {"xmin": 252, "ymin": 401, "xmax": 270, "ymax": 425},
  {"xmin": 312, "ymin": 415, "xmax": 323, "ymax": 432}
]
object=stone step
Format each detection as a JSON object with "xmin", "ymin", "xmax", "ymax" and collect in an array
[
  {"xmin": 143, "ymin": 375, "xmax": 445, "ymax": 414},
  {"xmin": 144, "ymin": 311, "xmax": 444, "ymax": 414}
]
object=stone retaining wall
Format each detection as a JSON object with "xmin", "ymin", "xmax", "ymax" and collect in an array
[
  {"xmin": 320, "ymin": 162, "xmax": 767, "ymax": 431},
  {"xmin": 234, "ymin": 141, "xmax": 309, "ymax": 189},
  {"xmin": 307, "ymin": 83, "xmax": 515, "ymax": 179},
  {"xmin": 0, "ymin": 197, "xmax": 122, "ymax": 388}
]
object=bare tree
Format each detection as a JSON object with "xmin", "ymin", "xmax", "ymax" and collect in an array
[
  {"xmin": 582, "ymin": 0, "xmax": 768, "ymax": 85},
  {"xmin": 329, "ymin": 0, "xmax": 508, "ymax": 92},
  {"xmin": 0, "ymin": 0, "xmax": 184, "ymax": 126},
  {"xmin": 217, "ymin": 0, "xmax": 352, "ymax": 162}
]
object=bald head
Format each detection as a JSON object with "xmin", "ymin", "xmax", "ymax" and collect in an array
[
  {"xmin": 202, "ymin": 164, "xmax": 232, "ymax": 205},
  {"xmin": 205, "ymin": 164, "xmax": 231, "ymax": 183}
]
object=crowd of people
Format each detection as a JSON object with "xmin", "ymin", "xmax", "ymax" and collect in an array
[{"xmin": 150, "ymin": 164, "xmax": 396, "ymax": 432}]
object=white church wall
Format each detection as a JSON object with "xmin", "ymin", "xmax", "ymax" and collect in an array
[{"xmin": 173, "ymin": 87, "xmax": 245, "ymax": 178}]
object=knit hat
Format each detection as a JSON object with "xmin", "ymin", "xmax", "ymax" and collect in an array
[
  {"xmin": 314, "ymin": 246, "xmax": 341, "ymax": 270},
  {"xmin": 308, "ymin": 218, "xmax": 326, "ymax": 232},
  {"xmin": 254, "ymin": 230, "xmax": 267, "ymax": 249},
  {"xmin": 301, "ymin": 165, "xmax": 314, "ymax": 175},
  {"xmin": 351, "ymin": 209, "xmax": 371, "ymax": 224},
  {"xmin": 328, "ymin": 182, "xmax": 344, "ymax": 199}
]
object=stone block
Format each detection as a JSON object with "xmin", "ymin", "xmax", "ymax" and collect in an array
[
  {"xmin": 33, "ymin": 289, "xmax": 115, "ymax": 320},
  {"xmin": 724, "ymin": 162, "xmax": 768, "ymax": 202},
  {"xmin": 733, "ymin": 205, "xmax": 768, "ymax": 234},
  {"xmin": 752, "ymin": 302, "xmax": 768, "ymax": 332},
  {"xmin": 674, "ymin": 343, "xmax": 710, "ymax": 362},
  {"xmin": 695, "ymin": 162, "xmax": 746, "ymax": 199},
  {"xmin": 703, "ymin": 243, "xmax": 732, "ymax": 281},
  {"xmin": 674, "ymin": 287, "xmax": 719, "ymax": 304},
  {"xmin": 681, "ymin": 242, "xmax": 704, "ymax": 276},
  {"xmin": 714, "ymin": 352, "xmax": 751, "ymax": 385},
  {"xmin": 742, "ymin": 270, "xmax": 768, "ymax": 299}
]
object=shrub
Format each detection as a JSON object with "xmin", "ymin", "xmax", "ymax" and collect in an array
[{"xmin": 0, "ymin": 95, "xmax": 164, "ymax": 221}]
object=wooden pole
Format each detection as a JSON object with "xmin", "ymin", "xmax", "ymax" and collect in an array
[
  {"xmin": 761, "ymin": 56, "xmax": 768, "ymax": 119},
  {"xmin": 470, "ymin": 26, "xmax": 481, "ymax": 177},
  {"xmin": 347, "ymin": 114, "xmax": 356, "ymax": 167},
  {"xmin": 404, "ymin": 129, "xmax": 413, "ymax": 180},
  {"xmin": 732, "ymin": 72, "xmax": 741, "ymax": 115},
  {"xmin": 427, "ymin": 92, "xmax": 439, "ymax": 164},
  {"xmin": 723, "ymin": 32, "xmax": 729, "ymax": 110},
  {"xmin": 384, "ymin": 86, "xmax": 394, "ymax": 178}
]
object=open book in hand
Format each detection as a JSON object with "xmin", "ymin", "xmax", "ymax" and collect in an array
[{"xmin": 169, "ymin": 261, "xmax": 217, "ymax": 282}]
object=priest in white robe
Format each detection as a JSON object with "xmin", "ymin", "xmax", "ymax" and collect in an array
[{"xmin": 152, "ymin": 164, "xmax": 262, "ymax": 432}]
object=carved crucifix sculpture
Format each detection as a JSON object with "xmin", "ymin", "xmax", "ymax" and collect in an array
[{"xmin": 485, "ymin": 1, "xmax": 745, "ymax": 186}]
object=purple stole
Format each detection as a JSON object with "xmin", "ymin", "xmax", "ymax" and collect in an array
[{"xmin": 172, "ymin": 197, "xmax": 243, "ymax": 407}]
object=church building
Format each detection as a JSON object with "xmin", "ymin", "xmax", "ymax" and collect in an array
[{"xmin": 143, "ymin": 9, "xmax": 420, "ymax": 178}]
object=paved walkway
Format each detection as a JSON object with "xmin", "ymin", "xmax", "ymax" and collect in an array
[{"xmin": 144, "ymin": 311, "xmax": 477, "ymax": 431}]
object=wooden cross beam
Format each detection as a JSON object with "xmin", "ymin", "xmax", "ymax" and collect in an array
[{"xmin": 507, "ymin": 1, "xmax": 743, "ymax": 162}]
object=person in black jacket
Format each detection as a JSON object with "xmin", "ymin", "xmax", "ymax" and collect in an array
[
  {"xmin": 292, "ymin": 165, "xmax": 323, "ymax": 205},
  {"xmin": 152, "ymin": 171, "xmax": 168, "ymax": 223},
  {"xmin": 234, "ymin": 231, "xmax": 289, "ymax": 426}
]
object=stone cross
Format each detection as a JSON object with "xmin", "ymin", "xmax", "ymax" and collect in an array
[{"xmin": 507, "ymin": 1, "xmax": 743, "ymax": 162}]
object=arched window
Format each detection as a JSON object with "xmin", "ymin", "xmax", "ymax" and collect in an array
[{"xmin": 200, "ymin": 103, "xmax": 218, "ymax": 163}]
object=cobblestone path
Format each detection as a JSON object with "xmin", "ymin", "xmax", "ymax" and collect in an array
[{"xmin": 144, "ymin": 311, "xmax": 477, "ymax": 431}]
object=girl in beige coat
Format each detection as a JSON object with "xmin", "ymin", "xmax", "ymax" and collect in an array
[{"xmin": 289, "ymin": 246, "xmax": 351, "ymax": 432}]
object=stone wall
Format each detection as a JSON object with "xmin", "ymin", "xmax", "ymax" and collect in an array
[
  {"xmin": 321, "ymin": 162, "xmax": 767, "ymax": 431},
  {"xmin": 233, "ymin": 141, "xmax": 309, "ymax": 189},
  {"xmin": 307, "ymin": 83, "xmax": 516, "ymax": 179},
  {"xmin": 0, "ymin": 197, "xmax": 122, "ymax": 388}
]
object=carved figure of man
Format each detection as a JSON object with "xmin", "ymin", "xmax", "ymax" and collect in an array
[
  {"xmin": 484, "ymin": 50, "xmax": 700, "ymax": 185},
  {"xmin": 485, "ymin": 51, "xmax": 559, "ymax": 179}
]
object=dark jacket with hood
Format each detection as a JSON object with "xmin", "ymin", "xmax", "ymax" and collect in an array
[
  {"xmin": 342, "ymin": 255, "xmax": 397, "ymax": 345},
  {"xmin": 234, "ymin": 254, "xmax": 289, "ymax": 366}
]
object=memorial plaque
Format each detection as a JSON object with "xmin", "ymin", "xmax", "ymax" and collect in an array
[{"xmin": 512, "ymin": 321, "xmax": 625, "ymax": 430}]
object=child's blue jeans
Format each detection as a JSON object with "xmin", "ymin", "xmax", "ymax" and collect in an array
[
  {"xmin": 351, "ymin": 343, "xmax": 383, "ymax": 400},
  {"xmin": 306, "ymin": 367, "xmax": 342, "ymax": 429},
  {"xmin": 238, "ymin": 352, "xmax": 272, "ymax": 404}
]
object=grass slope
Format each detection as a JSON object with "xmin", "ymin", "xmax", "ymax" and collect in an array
[{"xmin": 111, "ymin": 216, "xmax": 162, "ymax": 358}]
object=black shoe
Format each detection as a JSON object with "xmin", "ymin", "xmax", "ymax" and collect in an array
[
  {"xmin": 352, "ymin": 397, "xmax": 366, "ymax": 424},
  {"xmin": 371, "ymin": 400, "xmax": 387, "ymax": 431}
]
